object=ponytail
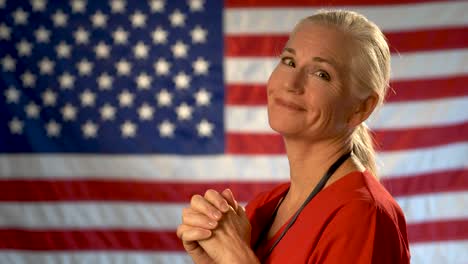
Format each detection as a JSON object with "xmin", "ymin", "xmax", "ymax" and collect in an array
[{"xmin": 352, "ymin": 123, "xmax": 378, "ymax": 178}]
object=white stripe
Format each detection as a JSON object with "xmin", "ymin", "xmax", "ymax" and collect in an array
[
  {"xmin": 0, "ymin": 251, "xmax": 192, "ymax": 264},
  {"xmin": 225, "ymin": 49, "xmax": 468, "ymax": 83},
  {"xmin": 0, "ymin": 192, "xmax": 465, "ymax": 229},
  {"xmin": 0, "ymin": 143, "xmax": 466, "ymax": 180},
  {"xmin": 0, "ymin": 241, "xmax": 466, "ymax": 264},
  {"xmin": 226, "ymin": 97, "xmax": 468, "ymax": 132},
  {"xmin": 410, "ymin": 240, "xmax": 468, "ymax": 264},
  {"xmin": 396, "ymin": 192, "xmax": 468, "ymax": 223},
  {"xmin": 225, "ymin": 2, "xmax": 468, "ymax": 34},
  {"xmin": 376, "ymin": 143, "xmax": 468, "ymax": 178}
]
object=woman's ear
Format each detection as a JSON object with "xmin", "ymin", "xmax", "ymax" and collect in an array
[{"xmin": 348, "ymin": 92, "xmax": 379, "ymax": 128}]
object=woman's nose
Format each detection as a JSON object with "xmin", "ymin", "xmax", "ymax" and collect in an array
[{"xmin": 284, "ymin": 67, "xmax": 306, "ymax": 94}]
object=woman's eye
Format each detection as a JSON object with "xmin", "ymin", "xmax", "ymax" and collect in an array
[
  {"xmin": 280, "ymin": 57, "xmax": 295, "ymax": 67},
  {"xmin": 315, "ymin": 70, "xmax": 331, "ymax": 81}
]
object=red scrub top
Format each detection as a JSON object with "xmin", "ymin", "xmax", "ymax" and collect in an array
[{"xmin": 246, "ymin": 171, "xmax": 410, "ymax": 264}]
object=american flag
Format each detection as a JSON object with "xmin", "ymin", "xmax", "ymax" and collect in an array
[{"xmin": 0, "ymin": 0, "xmax": 466, "ymax": 263}]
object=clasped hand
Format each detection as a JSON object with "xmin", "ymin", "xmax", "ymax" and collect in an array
[{"xmin": 176, "ymin": 189, "xmax": 257, "ymax": 264}]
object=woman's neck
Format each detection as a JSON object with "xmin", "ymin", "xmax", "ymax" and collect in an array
[{"xmin": 282, "ymin": 135, "xmax": 363, "ymax": 205}]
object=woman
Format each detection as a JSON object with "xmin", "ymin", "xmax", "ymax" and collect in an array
[{"xmin": 177, "ymin": 10, "xmax": 410, "ymax": 263}]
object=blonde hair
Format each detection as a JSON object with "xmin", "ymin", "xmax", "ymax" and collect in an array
[{"xmin": 301, "ymin": 10, "xmax": 391, "ymax": 177}]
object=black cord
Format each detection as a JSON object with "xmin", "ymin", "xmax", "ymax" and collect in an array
[{"xmin": 263, "ymin": 151, "xmax": 352, "ymax": 259}]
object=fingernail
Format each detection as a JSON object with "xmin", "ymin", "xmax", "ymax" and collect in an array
[
  {"xmin": 213, "ymin": 211, "xmax": 222, "ymax": 219},
  {"xmin": 221, "ymin": 203, "xmax": 229, "ymax": 212},
  {"xmin": 208, "ymin": 221, "xmax": 217, "ymax": 227}
]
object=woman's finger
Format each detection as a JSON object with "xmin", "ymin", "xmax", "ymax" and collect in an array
[
  {"xmin": 204, "ymin": 189, "xmax": 230, "ymax": 213},
  {"xmin": 191, "ymin": 194, "xmax": 223, "ymax": 220},
  {"xmin": 221, "ymin": 188, "xmax": 238, "ymax": 211},
  {"xmin": 182, "ymin": 207, "xmax": 218, "ymax": 230},
  {"xmin": 177, "ymin": 224, "xmax": 212, "ymax": 241}
]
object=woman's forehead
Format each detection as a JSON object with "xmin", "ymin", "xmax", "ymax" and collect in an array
[{"xmin": 286, "ymin": 22, "xmax": 352, "ymax": 68}]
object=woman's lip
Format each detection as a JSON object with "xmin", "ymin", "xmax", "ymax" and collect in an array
[{"xmin": 274, "ymin": 98, "xmax": 306, "ymax": 111}]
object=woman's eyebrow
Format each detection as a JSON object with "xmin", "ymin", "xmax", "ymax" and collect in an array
[
  {"xmin": 312, "ymin": 56, "xmax": 338, "ymax": 70},
  {"xmin": 282, "ymin": 47, "xmax": 295, "ymax": 54}
]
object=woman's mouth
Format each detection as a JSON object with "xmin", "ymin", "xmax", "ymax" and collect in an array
[{"xmin": 274, "ymin": 98, "xmax": 306, "ymax": 111}]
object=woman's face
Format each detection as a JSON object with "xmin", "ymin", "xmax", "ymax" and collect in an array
[{"xmin": 267, "ymin": 22, "xmax": 358, "ymax": 141}]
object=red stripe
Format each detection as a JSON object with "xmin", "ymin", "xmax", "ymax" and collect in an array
[
  {"xmin": 407, "ymin": 219, "xmax": 468, "ymax": 243},
  {"xmin": 0, "ymin": 179, "xmax": 278, "ymax": 203},
  {"xmin": 381, "ymin": 169, "xmax": 468, "ymax": 197},
  {"xmin": 226, "ymin": 76, "xmax": 468, "ymax": 105},
  {"xmin": 0, "ymin": 169, "xmax": 466, "ymax": 202},
  {"xmin": 0, "ymin": 229, "xmax": 183, "ymax": 251},
  {"xmin": 225, "ymin": 28, "xmax": 468, "ymax": 56},
  {"xmin": 0, "ymin": 219, "xmax": 466, "ymax": 250},
  {"xmin": 225, "ymin": 0, "xmax": 444, "ymax": 7},
  {"xmin": 226, "ymin": 122, "xmax": 468, "ymax": 153}
]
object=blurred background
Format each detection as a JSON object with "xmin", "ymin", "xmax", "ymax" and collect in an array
[{"xmin": 0, "ymin": 0, "xmax": 467, "ymax": 263}]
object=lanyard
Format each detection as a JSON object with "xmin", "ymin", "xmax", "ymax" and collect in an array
[{"xmin": 261, "ymin": 151, "xmax": 352, "ymax": 260}]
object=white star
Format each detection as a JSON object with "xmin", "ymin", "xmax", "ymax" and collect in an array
[
  {"xmin": 35, "ymin": 26, "xmax": 51, "ymax": 43},
  {"xmin": 25, "ymin": 101, "xmax": 40, "ymax": 118},
  {"xmin": 1, "ymin": 55, "xmax": 16, "ymax": 72},
  {"xmin": 74, "ymin": 27, "xmax": 89, "ymax": 44},
  {"xmin": 31, "ymin": 0, "xmax": 47, "ymax": 12},
  {"xmin": 173, "ymin": 71, "xmax": 191, "ymax": 89},
  {"xmin": 52, "ymin": 9, "xmax": 68, "ymax": 27},
  {"xmin": 169, "ymin": 9, "xmax": 186, "ymax": 27},
  {"xmin": 197, "ymin": 119, "xmax": 214, "ymax": 137},
  {"xmin": 0, "ymin": 23, "xmax": 11, "ymax": 40},
  {"xmin": 134, "ymin": 41, "xmax": 149, "ymax": 59},
  {"xmin": 94, "ymin": 41, "xmax": 111, "ymax": 58},
  {"xmin": 16, "ymin": 39, "xmax": 33, "ymax": 57},
  {"xmin": 80, "ymin": 89, "xmax": 96, "ymax": 107},
  {"xmin": 113, "ymin": 27, "xmax": 129, "ymax": 44},
  {"xmin": 82, "ymin": 120, "xmax": 98, "ymax": 138},
  {"xmin": 118, "ymin": 90, "xmax": 134, "ymax": 107},
  {"xmin": 56, "ymin": 41, "xmax": 72, "ymax": 58},
  {"xmin": 100, "ymin": 103, "xmax": 116, "ymax": 120},
  {"xmin": 21, "ymin": 71, "xmax": 36, "ymax": 88},
  {"xmin": 37, "ymin": 57, "xmax": 55, "ymax": 75},
  {"xmin": 115, "ymin": 59, "xmax": 131, "ymax": 76},
  {"xmin": 156, "ymin": 89, "xmax": 172, "ymax": 107},
  {"xmin": 9, "ymin": 117, "xmax": 24, "ymax": 134},
  {"xmin": 45, "ymin": 119, "xmax": 61, "ymax": 137},
  {"xmin": 189, "ymin": 0, "xmax": 204, "ymax": 12},
  {"xmin": 130, "ymin": 10, "xmax": 146, "ymax": 28},
  {"xmin": 70, "ymin": 0, "xmax": 86, "ymax": 13},
  {"xmin": 190, "ymin": 25, "xmax": 207, "ymax": 43},
  {"xmin": 149, "ymin": 0, "xmax": 165, "ymax": 12},
  {"xmin": 97, "ymin": 72, "xmax": 113, "ymax": 90},
  {"xmin": 154, "ymin": 58, "xmax": 171, "ymax": 76},
  {"xmin": 42, "ymin": 89, "xmax": 57, "ymax": 106},
  {"xmin": 158, "ymin": 120, "xmax": 175, "ymax": 137},
  {"xmin": 138, "ymin": 102, "xmax": 154, "ymax": 120},
  {"xmin": 58, "ymin": 72, "xmax": 75, "ymax": 89},
  {"xmin": 61, "ymin": 103, "xmax": 78, "ymax": 121},
  {"xmin": 110, "ymin": 0, "xmax": 126, "ymax": 13},
  {"xmin": 91, "ymin": 10, "xmax": 107, "ymax": 28},
  {"xmin": 121, "ymin": 120, "xmax": 136, "ymax": 138},
  {"xmin": 151, "ymin": 26, "xmax": 168, "ymax": 44},
  {"xmin": 176, "ymin": 102, "xmax": 193, "ymax": 120},
  {"xmin": 38, "ymin": 57, "xmax": 54, "ymax": 75},
  {"xmin": 192, "ymin": 57, "xmax": 209, "ymax": 75},
  {"xmin": 136, "ymin": 72, "xmax": 152, "ymax": 89},
  {"xmin": 12, "ymin": 8, "xmax": 29, "ymax": 25},
  {"xmin": 76, "ymin": 58, "xmax": 93, "ymax": 76},
  {"xmin": 4, "ymin": 86, "xmax": 20, "ymax": 103},
  {"xmin": 194, "ymin": 88, "xmax": 211, "ymax": 106},
  {"xmin": 171, "ymin": 40, "xmax": 188, "ymax": 58}
]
